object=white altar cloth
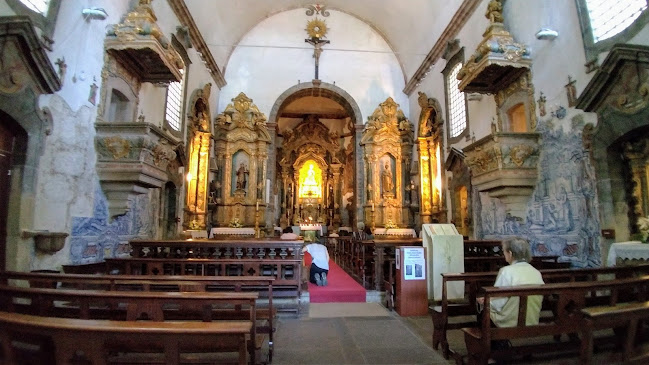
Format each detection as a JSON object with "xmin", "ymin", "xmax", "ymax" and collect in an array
[
  {"xmin": 607, "ymin": 241, "xmax": 647, "ymax": 266},
  {"xmin": 209, "ymin": 227, "xmax": 255, "ymax": 238},
  {"xmin": 299, "ymin": 224, "xmax": 323, "ymax": 236},
  {"xmin": 373, "ymin": 228, "xmax": 417, "ymax": 237}
]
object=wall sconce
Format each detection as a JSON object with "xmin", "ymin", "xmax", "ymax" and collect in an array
[
  {"xmin": 535, "ymin": 28, "xmax": 558, "ymax": 40},
  {"xmin": 82, "ymin": 7, "xmax": 108, "ymax": 20}
]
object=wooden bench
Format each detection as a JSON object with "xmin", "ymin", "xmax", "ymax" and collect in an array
[
  {"xmin": 0, "ymin": 285, "xmax": 259, "ymax": 364},
  {"xmin": 432, "ymin": 264, "xmax": 649, "ymax": 360},
  {"xmin": 0, "ymin": 311, "xmax": 251, "ymax": 365},
  {"xmin": 462, "ymin": 276, "xmax": 649, "ymax": 365},
  {"xmin": 580, "ymin": 301, "xmax": 649, "ymax": 364},
  {"xmin": 0, "ymin": 271, "xmax": 277, "ymax": 362}
]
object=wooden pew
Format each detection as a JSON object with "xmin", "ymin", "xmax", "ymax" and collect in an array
[
  {"xmin": 462, "ymin": 276, "xmax": 649, "ymax": 365},
  {"xmin": 0, "ymin": 271, "xmax": 277, "ymax": 362},
  {"xmin": 432, "ymin": 264, "xmax": 649, "ymax": 360},
  {"xmin": 580, "ymin": 301, "xmax": 649, "ymax": 364},
  {"xmin": 0, "ymin": 311, "xmax": 251, "ymax": 365},
  {"xmin": 0, "ymin": 285, "xmax": 259, "ymax": 364},
  {"xmin": 118, "ymin": 238, "xmax": 303, "ymax": 314}
]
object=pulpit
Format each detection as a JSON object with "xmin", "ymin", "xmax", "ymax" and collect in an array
[{"xmin": 421, "ymin": 224, "xmax": 464, "ymax": 301}]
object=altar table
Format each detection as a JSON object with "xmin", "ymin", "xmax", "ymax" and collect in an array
[
  {"xmin": 373, "ymin": 228, "xmax": 417, "ymax": 238},
  {"xmin": 607, "ymin": 241, "xmax": 648, "ymax": 266},
  {"xmin": 209, "ymin": 227, "xmax": 255, "ymax": 238}
]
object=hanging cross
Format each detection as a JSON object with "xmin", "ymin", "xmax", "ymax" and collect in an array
[{"xmin": 305, "ymin": 37, "xmax": 330, "ymax": 80}]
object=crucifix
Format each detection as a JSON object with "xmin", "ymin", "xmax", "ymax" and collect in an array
[
  {"xmin": 304, "ymin": 18, "xmax": 329, "ymax": 80},
  {"xmin": 305, "ymin": 37, "xmax": 329, "ymax": 80}
]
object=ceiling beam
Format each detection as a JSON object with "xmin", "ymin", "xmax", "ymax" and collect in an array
[
  {"xmin": 167, "ymin": 0, "xmax": 226, "ymax": 88},
  {"xmin": 403, "ymin": 0, "xmax": 481, "ymax": 96}
]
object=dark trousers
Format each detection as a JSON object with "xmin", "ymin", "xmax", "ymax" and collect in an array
[
  {"xmin": 309, "ymin": 263, "xmax": 329, "ymax": 284},
  {"xmin": 476, "ymin": 309, "xmax": 511, "ymax": 350}
]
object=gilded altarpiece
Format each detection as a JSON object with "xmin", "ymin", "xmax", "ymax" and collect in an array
[
  {"xmin": 183, "ymin": 86, "xmax": 212, "ymax": 230},
  {"xmin": 211, "ymin": 93, "xmax": 271, "ymax": 228},
  {"xmin": 417, "ymin": 92, "xmax": 445, "ymax": 224},
  {"xmin": 279, "ymin": 115, "xmax": 342, "ymax": 229},
  {"xmin": 361, "ymin": 98, "xmax": 414, "ymax": 228}
]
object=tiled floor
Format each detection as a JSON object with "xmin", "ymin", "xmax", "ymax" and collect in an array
[{"xmin": 270, "ymin": 303, "xmax": 634, "ymax": 365}]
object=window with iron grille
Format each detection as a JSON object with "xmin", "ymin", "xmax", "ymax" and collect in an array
[
  {"xmin": 165, "ymin": 74, "xmax": 184, "ymax": 132},
  {"xmin": 446, "ymin": 62, "xmax": 466, "ymax": 139},
  {"xmin": 586, "ymin": 0, "xmax": 647, "ymax": 42},
  {"xmin": 576, "ymin": 0, "xmax": 649, "ymax": 64},
  {"xmin": 19, "ymin": 0, "xmax": 49, "ymax": 14}
]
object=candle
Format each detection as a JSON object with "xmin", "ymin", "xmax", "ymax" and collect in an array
[
  {"xmin": 371, "ymin": 202, "xmax": 375, "ymax": 211},
  {"xmin": 256, "ymin": 201, "xmax": 259, "ymax": 211}
]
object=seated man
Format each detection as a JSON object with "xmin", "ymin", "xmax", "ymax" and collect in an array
[
  {"xmin": 302, "ymin": 242, "xmax": 330, "ymax": 286},
  {"xmin": 353, "ymin": 222, "xmax": 373, "ymax": 240},
  {"xmin": 280, "ymin": 226, "xmax": 299, "ymax": 240},
  {"xmin": 477, "ymin": 237, "xmax": 544, "ymax": 348}
]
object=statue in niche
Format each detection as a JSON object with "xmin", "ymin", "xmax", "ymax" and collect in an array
[
  {"xmin": 208, "ymin": 180, "xmax": 218, "ymax": 204},
  {"xmin": 381, "ymin": 163, "xmax": 394, "ymax": 195},
  {"xmin": 236, "ymin": 163, "xmax": 249, "ymax": 190}
]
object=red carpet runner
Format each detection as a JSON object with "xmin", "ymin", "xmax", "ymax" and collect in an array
[{"xmin": 304, "ymin": 254, "xmax": 366, "ymax": 303}]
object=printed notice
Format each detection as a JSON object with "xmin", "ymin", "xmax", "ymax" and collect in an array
[{"xmin": 403, "ymin": 247, "xmax": 425, "ymax": 280}]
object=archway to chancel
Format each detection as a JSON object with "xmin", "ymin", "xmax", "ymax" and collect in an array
[{"xmin": 270, "ymin": 83, "xmax": 362, "ymax": 233}]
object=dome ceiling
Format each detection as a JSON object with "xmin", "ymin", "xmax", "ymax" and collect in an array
[{"xmin": 184, "ymin": 0, "xmax": 468, "ymax": 84}]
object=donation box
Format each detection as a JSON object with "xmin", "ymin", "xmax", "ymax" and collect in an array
[
  {"xmin": 395, "ymin": 246, "xmax": 428, "ymax": 316},
  {"xmin": 421, "ymin": 224, "xmax": 464, "ymax": 301}
]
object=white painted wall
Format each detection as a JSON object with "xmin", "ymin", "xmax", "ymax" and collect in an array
[{"xmin": 218, "ymin": 9, "xmax": 408, "ymax": 122}]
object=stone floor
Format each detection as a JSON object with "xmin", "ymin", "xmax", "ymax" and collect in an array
[{"xmin": 270, "ymin": 303, "xmax": 633, "ymax": 365}]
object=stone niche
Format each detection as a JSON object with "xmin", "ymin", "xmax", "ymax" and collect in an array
[{"xmin": 95, "ymin": 0, "xmax": 184, "ymax": 218}]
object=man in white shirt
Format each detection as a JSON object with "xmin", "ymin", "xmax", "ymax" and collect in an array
[{"xmin": 302, "ymin": 242, "xmax": 330, "ymax": 286}]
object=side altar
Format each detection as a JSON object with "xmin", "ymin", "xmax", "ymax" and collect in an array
[{"xmin": 209, "ymin": 93, "xmax": 271, "ymax": 231}]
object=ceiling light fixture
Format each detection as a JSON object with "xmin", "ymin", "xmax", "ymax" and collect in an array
[
  {"xmin": 535, "ymin": 28, "xmax": 558, "ymax": 40},
  {"xmin": 82, "ymin": 7, "xmax": 108, "ymax": 21}
]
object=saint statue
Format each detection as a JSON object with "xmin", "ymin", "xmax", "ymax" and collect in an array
[
  {"xmin": 381, "ymin": 163, "xmax": 394, "ymax": 194},
  {"xmin": 236, "ymin": 162, "xmax": 249, "ymax": 190}
]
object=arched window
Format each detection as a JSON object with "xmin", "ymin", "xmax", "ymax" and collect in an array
[{"xmin": 576, "ymin": 0, "xmax": 649, "ymax": 65}]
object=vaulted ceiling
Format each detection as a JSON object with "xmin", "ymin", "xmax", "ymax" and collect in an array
[{"xmin": 184, "ymin": 0, "xmax": 469, "ymax": 85}]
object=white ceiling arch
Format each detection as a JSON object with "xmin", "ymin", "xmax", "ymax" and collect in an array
[{"xmin": 184, "ymin": 0, "xmax": 466, "ymax": 84}]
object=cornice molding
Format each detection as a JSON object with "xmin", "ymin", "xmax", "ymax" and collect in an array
[
  {"xmin": 403, "ymin": 0, "xmax": 481, "ymax": 95},
  {"xmin": 167, "ymin": 0, "xmax": 226, "ymax": 89}
]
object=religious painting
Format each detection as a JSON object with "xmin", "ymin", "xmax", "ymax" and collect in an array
[{"xmin": 232, "ymin": 150, "xmax": 250, "ymax": 195}]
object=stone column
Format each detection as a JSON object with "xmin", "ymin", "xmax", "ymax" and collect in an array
[
  {"xmin": 355, "ymin": 124, "xmax": 365, "ymax": 228},
  {"xmin": 266, "ymin": 122, "xmax": 278, "ymax": 230}
]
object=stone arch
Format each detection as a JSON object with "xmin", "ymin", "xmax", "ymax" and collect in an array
[{"xmin": 268, "ymin": 81, "xmax": 363, "ymax": 126}]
